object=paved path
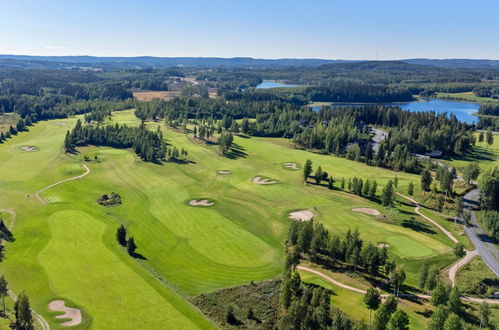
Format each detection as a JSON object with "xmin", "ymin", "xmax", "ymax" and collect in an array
[
  {"xmin": 297, "ymin": 265, "xmax": 499, "ymax": 304},
  {"xmin": 462, "ymin": 188, "xmax": 499, "ymax": 276},
  {"xmin": 34, "ymin": 164, "xmax": 90, "ymax": 204},
  {"xmin": 8, "ymin": 290, "xmax": 51, "ymax": 330},
  {"xmin": 396, "ymin": 192, "xmax": 459, "ymax": 243}
]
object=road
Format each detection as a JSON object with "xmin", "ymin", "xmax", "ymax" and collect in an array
[
  {"xmin": 462, "ymin": 188, "xmax": 499, "ymax": 276},
  {"xmin": 370, "ymin": 127, "xmax": 387, "ymax": 153}
]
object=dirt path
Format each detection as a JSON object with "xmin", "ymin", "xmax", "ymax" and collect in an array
[
  {"xmin": 34, "ymin": 164, "xmax": 90, "ymax": 204},
  {"xmin": 0, "ymin": 209, "xmax": 16, "ymax": 230},
  {"xmin": 297, "ymin": 265, "xmax": 499, "ymax": 304},
  {"xmin": 8, "ymin": 290, "xmax": 51, "ymax": 330},
  {"xmin": 396, "ymin": 192, "xmax": 459, "ymax": 244},
  {"xmin": 448, "ymin": 250, "xmax": 478, "ymax": 286}
]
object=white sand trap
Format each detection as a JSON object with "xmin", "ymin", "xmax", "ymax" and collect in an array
[
  {"xmin": 377, "ymin": 243, "xmax": 389, "ymax": 248},
  {"xmin": 252, "ymin": 176, "xmax": 277, "ymax": 184},
  {"xmin": 289, "ymin": 210, "xmax": 314, "ymax": 222},
  {"xmin": 20, "ymin": 146, "xmax": 38, "ymax": 152},
  {"xmin": 352, "ymin": 208, "xmax": 381, "ymax": 216},
  {"xmin": 48, "ymin": 300, "xmax": 82, "ymax": 326},
  {"xmin": 217, "ymin": 170, "xmax": 232, "ymax": 174},
  {"xmin": 284, "ymin": 162, "xmax": 298, "ymax": 170},
  {"xmin": 189, "ymin": 199, "xmax": 214, "ymax": 206},
  {"xmin": 53, "ymin": 122, "xmax": 67, "ymax": 126}
]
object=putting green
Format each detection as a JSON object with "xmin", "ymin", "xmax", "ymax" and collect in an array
[{"xmin": 386, "ymin": 235, "xmax": 434, "ymax": 257}]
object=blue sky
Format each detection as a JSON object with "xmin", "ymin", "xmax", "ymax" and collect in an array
[{"xmin": 1, "ymin": 0, "xmax": 498, "ymax": 59}]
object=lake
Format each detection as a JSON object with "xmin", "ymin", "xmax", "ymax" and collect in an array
[
  {"xmin": 256, "ymin": 80, "xmax": 299, "ymax": 89},
  {"xmin": 311, "ymin": 99, "xmax": 479, "ymax": 124},
  {"xmin": 397, "ymin": 99, "xmax": 479, "ymax": 124}
]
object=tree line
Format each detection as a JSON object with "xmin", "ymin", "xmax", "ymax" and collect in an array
[{"xmin": 64, "ymin": 119, "xmax": 187, "ymax": 163}]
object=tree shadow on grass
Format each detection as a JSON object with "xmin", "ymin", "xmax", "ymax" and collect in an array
[
  {"xmin": 401, "ymin": 218, "xmax": 437, "ymax": 235},
  {"xmin": 130, "ymin": 252, "xmax": 148, "ymax": 260},
  {"xmin": 225, "ymin": 143, "xmax": 248, "ymax": 159}
]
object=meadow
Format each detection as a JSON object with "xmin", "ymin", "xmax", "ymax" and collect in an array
[{"xmin": 0, "ymin": 110, "xmax": 462, "ymax": 328}]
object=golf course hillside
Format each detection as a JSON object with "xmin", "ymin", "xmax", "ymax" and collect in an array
[{"xmin": 0, "ymin": 109, "xmax": 471, "ymax": 329}]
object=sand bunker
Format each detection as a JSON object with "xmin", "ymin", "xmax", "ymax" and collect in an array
[
  {"xmin": 48, "ymin": 300, "xmax": 82, "ymax": 326},
  {"xmin": 289, "ymin": 210, "xmax": 314, "ymax": 222},
  {"xmin": 53, "ymin": 122, "xmax": 67, "ymax": 126},
  {"xmin": 217, "ymin": 170, "xmax": 232, "ymax": 175},
  {"xmin": 252, "ymin": 177, "xmax": 277, "ymax": 184},
  {"xmin": 377, "ymin": 243, "xmax": 389, "ymax": 248},
  {"xmin": 188, "ymin": 199, "xmax": 214, "ymax": 206},
  {"xmin": 20, "ymin": 146, "xmax": 38, "ymax": 152},
  {"xmin": 352, "ymin": 208, "xmax": 381, "ymax": 216},
  {"xmin": 284, "ymin": 162, "xmax": 298, "ymax": 170}
]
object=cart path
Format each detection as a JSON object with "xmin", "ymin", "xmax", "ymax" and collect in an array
[
  {"xmin": 34, "ymin": 164, "xmax": 90, "ymax": 204},
  {"xmin": 396, "ymin": 192, "xmax": 459, "ymax": 244},
  {"xmin": 297, "ymin": 265, "xmax": 499, "ymax": 304}
]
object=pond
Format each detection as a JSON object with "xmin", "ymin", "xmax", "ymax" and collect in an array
[{"xmin": 255, "ymin": 80, "xmax": 299, "ymax": 89}]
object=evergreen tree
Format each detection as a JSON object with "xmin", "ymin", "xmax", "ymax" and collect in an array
[
  {"xmin": 407, "ymin": 182, "xmax": 414, "ymax": 196},
  {"xmin": 116, "ymin": 225, "xmax": 127, "ymax": 247},
  {"xmin": 431, "ymin": 281, "xmax": 449, "ymax": 306},
  {"xmin": 387, "ymin": 310, "xmax": 409, "ymax": 330},
  {"xmin": 0, "ymin": 275, "xmax": 7, "ymax": 317},
  {"xmin": 381, "ymin": 180, "xmax": 395, "ymax": 214},
  {"xmin": 421, "ymin": 169, "xmax": 432, "ymax": 193},
  {"xmin": 363, "ymin": 288, "xmax": 381, "ymax": 327},
  {"xmin": 453, "ymin": 243, "xmax": 465, "ymax": 258},
  {"xmin": 328, "ymin": 177, "xmax": 334, "ymax": 189},
  {"xmin": 314, "ymin": 166, "xmax": 323, "ymax": 184},
  {"xmin": 303, "ymin": 159, "xmax": 313, "ymax": 181},
  {"xmin": 341, "ymin": 177, "xmax": 345, "ymax": 190},
  {"xmin": 486, "ymin": 130, "xmax": 494, "ymax": 148},
  {"xmin": 14, "ymin": 293, "xmax": 34, "ymax": 330},
  {"xmin": 126, "ymin": 236, "xmax": 137, "ymax": 256},
  {"xmin": 418, "ymin": 263, "xmax": 429, "ymax": 291},
  {"xmin": 447, "ymin": 287, "xmax": 461, "ymax": 314},
  {"xmin": 429, "ymin": 306, "xmax": 448, "ymax": 330},
  {"xmin": 370, "ymin": 180, "xmax": 377, "ymax": 198},
  {"xmin": 443, "ymin": 313, "xmax": 463, "ymax": 330}
]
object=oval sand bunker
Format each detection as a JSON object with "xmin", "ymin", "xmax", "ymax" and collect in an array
[
  {"xmin": 48, "ymin": 300, "xmax": 82, "ymax": 326},
  {"xmin": 284, "ymin": 162, "xmax": 298, "ymax": 170},
  {"xmin": 20, "ymin": 146, "xmax": 38, "ymax": 152},
  {"xmin": 252, "ymin": 177, "xmax": 277, "ymax": 184},
  {"xmin": 217, "ymin": 170, "xmax": 232, "ymax": 174},
  {"xmin": 289, "ymin": 210, "xmax": 314, "ymax": 222},
  {"xmin": 352, "ymin": 208, "xmax": 380, "ymax": 216},
  {"xmin": 189, "ymin": 199, "xmax": 214, "ymax": 206}
]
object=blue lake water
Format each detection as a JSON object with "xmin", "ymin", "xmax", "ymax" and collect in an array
[
  {"xmin": 396, "ymin": 99, "xmax": 479, "ymax": 124},
  {"xmin": 256, "ymin": 80, "xmax": 299, "ymax": 89},
  {"xmin": 311, "ymin": 99, "xmax": 479, "ymax": 124}
]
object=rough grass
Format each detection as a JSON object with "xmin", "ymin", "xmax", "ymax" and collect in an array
[
  {"xmin": 192, "ymin": 279, "xmax": 280, "ymax": 329},
  {"xmin": 0, "ymin": 110, "xmax": 460, "ymax": 328},
  {"xmin": 445, "ymin": 132, "xmax": 499, "ymax": 173},
  {"xmin": 456, "ymin": 256, "xmax": 499, "ymax": 297}
]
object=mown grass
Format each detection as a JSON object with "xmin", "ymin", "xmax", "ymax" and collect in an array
[
  {"xmin": 0, "ymin": 110, "xmax": 460, "ymax": 328},
  {"xmin": 445, "ymin": 132, "xmax": 499, "ymax": 173}
]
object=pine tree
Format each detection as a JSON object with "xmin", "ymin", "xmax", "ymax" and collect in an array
[
  {"xmin": 116, "ymin": 225, "xmax": 127, "ymax": 246},
  {"xmin": 14, "ymin": 293, "xmax": 33, "ymax": 330},
  {"xmin": 126, "ymin": 236, "xmax": 137, "ymax": 256},
  {"xmin": 0, "ymin": 275, "xmax": 7, "ymax": 317},
  {"xmin": 364, "ymin": 288, "xmax": 381, "ymax": 327},
  {"xmin": 303, "ymin": 159, "xmax": 313, "ymax": 181}
]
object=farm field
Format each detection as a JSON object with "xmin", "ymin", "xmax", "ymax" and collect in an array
[
  {"xmin": 133, "ymin": 90, "xmax": 180, "ymax": 101},
  {"xmin": 0, "ymin": 110, "xmax": 463, "ymax": 328}
]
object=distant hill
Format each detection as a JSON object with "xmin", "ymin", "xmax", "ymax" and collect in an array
[
  {"xmin": 0, "ymin": 55, "xmax": 351, "ymax": 69},
  {"xmin": 403, "ymin": 58, "xmax": 499, "ymax": 69},
  {"xmin": 0, "ymin": 54, "xmax": 498, "ymax": 70}
]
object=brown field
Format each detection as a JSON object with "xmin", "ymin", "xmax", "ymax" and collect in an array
[
  {"xmin": 0, "ymin": 113, "xmax": 19, "ymax": 133},
  {"xmin": 133, "ymin": 91, "xmax": 180, "ymax": 101}
]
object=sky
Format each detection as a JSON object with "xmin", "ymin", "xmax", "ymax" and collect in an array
[{"xmin": 0, "ymin": 0, "xmax": 498, "ymax": 60}]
